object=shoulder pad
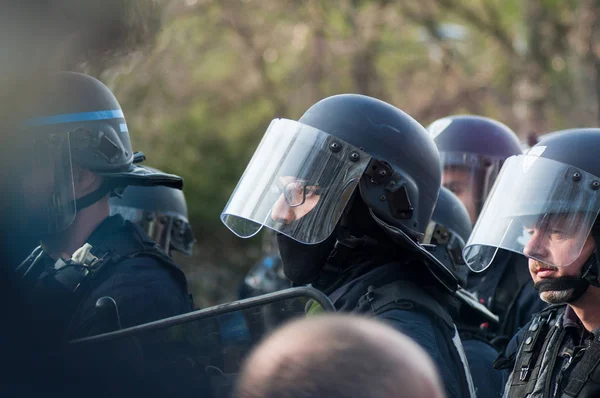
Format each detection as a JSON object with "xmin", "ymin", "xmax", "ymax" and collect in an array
[{"xmin": 358, "ymin": 279, "xmax": 456, "ymax": 329}]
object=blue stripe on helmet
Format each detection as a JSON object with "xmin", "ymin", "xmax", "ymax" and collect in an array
[{"xmin": 26, "ymin": 109, "xmax": 125, "ymax": 126}]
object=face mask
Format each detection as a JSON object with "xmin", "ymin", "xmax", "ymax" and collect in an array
[{"xmin": 277, "ymin": 232, "xmax": 337, "ymax": 285}]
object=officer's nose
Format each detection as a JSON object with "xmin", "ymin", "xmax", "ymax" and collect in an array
[
  {"xmin": 270, "ymin": 195, "xmax": 296, "ymax": 225},
  {"xmin": 523, "ymin": 229, "xmax": 550, "ymax": 260}
]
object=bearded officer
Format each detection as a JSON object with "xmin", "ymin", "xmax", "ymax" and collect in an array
[{"xmin": 464, "ymin": 129, "xmax": 600, "ymax": 397}]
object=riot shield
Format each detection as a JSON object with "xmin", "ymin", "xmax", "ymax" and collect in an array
[{"xmin": 66, "ymin": 287, "xmax": 334, "ymax": 398}]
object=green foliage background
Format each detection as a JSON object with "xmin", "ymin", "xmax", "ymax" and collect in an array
[{"xmin": 85, "ymin": 0, "xmax": 600, "ymax": 307}]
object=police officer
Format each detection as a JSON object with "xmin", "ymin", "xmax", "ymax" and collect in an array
[
  {"xmin": 464, "ymin": 129, "xmax": 600, "ymax": 397},
  {"xmin": 427, "ymin": 115, "xmax": 521, "ymax": 224},
  {"xmin": 428, "ymin": 115, "xmax": 547, "ymax": 343},
  {"xmin": 221, "ymin": 94, "xmax": 475, "ymax": 398},
  {"xmin": 13, "ymin": 72, "xmax": 192, "ymax": 343},
  {"xmin": 109, "ymin": 169, "xmax": 196, "ymax": 257}
]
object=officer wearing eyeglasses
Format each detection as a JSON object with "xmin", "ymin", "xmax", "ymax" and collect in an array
[{"xmin": 222, "ymin": 94, "xmax": 476, "ymax": 398}]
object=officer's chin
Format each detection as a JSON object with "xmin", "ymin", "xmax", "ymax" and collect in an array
[
  {"xmin": 277, "ymin": 232, "xmax": 337, "ymax": 286},
  {"xmin": 539, "ymin": 289, "xmax": 575, "ymax": 304}
]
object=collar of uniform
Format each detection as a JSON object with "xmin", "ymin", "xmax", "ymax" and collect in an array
[
  {"xmin": 563, "ymin": 305, "xmax": 598, "ymax": 344},
  {"xmin": 564, "ymin": 305, "xmax": 581, "ymax": 329},
  {"xmin": 86, "ymin": 214, "xmax": 127, "ymax": 248}
]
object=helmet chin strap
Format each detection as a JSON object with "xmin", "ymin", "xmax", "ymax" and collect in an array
[
  {"xmin": 534, "ymin": 236, "xmax": 600, "ymax": 303},
  {"xmin": 75, "ymin": 182, "xmax": 114, "ymax": 212},
  {"xmin": 534, "ymin": 275, "xmax": 592, "ymax": 302}
]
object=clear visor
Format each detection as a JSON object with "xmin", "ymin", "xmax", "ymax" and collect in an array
[
  {"xmin": 16, "ymin": 130, "xmax": 76, "ymax": 234},
  {"xmin": 110, "ymin": 206, "xmax": 194, "ymax": 256},
  {"xmin": 464, "ymin": 155, "xmax": 600, "ymax": 271},
  {"xmin": 221, "ymin": 119, "xmax": 371, "ymax": 244},
  {"xmin": 424, "ymin": 222, "xmax": 468, "ymax": 284},
  {"xmin": 440, "ymin": 152, "xmax": 504, "ymax": 223}
]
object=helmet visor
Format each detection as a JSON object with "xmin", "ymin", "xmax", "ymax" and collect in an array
[
  {"xmin": 110, "ymin": 206, "xmax": 195, "ymax": 256},
  {"xmin": 440, "ymin": 152, "xmax": 504, "ymax": 222},
  {"xmin": 12, "ymin": 129, "xmax": 76, "ymax": 234},
  {"xmin": 464, "ymin": 155, "xmax": 600, "ymax": 271},
  {"xmin": 169, "ymin": 215, "xmax": 195, "ymax": 256},
  {"xmin": 221, "ymin": 119, "xmax": 371, "ymax": 244},
  {"xmin": 424, "ymin": 221, "xmax": 469, "ymax": 285}
]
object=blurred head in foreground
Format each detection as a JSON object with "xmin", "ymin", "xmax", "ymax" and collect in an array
[{"xmin": 236, "ymin": 314, "xmax": 445, "ymax": 398}]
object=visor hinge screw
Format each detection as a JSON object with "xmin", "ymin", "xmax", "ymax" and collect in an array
[
  {"xmin": 329, "ymin": 142, "xmax": 342, "ymax": 153},
  {"xmin": 592, "ymin": 181, "xmax": 600, "ymax": 190},
  {"xmin": 380, "ymin": 195, "xmax": 386, "ymax": 201},
  {"xmin": 349, "ymin": 151, "xmax": 360, "ymax": 162},
  {"xmin": 378, "ymin": 170, "xmax": 387, "ymax": 177},
  {"xmin": 573, "ymin": 172, "xmax": 582, "ymax": 182}
]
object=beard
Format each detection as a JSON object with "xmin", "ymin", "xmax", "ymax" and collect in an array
[
  {"xmin": 531, "ymin": 256, "xmax": 596, "ymax": 304},
  {"xmin": 539, "ymin": 288, "xmax": 577, "ymax": 304}
]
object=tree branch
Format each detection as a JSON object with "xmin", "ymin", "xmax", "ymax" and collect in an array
[{"xmin": 436, "ymin": 0, "xmax": 517, "ymax": 57}]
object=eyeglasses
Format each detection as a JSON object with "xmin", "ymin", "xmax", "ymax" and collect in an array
[{"xmin": 269, "ymin": 180, "xmax": 323, "ymax": 207}]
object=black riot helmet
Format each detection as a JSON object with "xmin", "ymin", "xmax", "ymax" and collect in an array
[
  {"xmin": 222, "ymin": 94, "xmax": 458, "ymax": 291},
  {"xmin": 9, "ymin": 72, "xmax": 182, "ymax": 237},
  {"xmin": 427, "ymin": 115, "xmax": 522, "ymax": 224},
  {"xmin": 465, "ymin": 129, "xmax": 600, "ymax": 301},
  {"xmin": 423, "ymin": 187, "xmax": 472, "ymax": 286},
  {"xmin": 110, "ymin": 167, "xmax": 195, "ymax": 256}
]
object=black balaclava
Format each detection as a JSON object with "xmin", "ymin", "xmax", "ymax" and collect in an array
[{"xmin": 278, "ymin": 191, "xmax": 400, "ymax": 291}]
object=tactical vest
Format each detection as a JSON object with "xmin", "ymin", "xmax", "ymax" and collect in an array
[
  {"xmin": 16, "ymin": 218, "xmax": 190, "ymax": 342},
  {"xmin": 502, "ymin": 305, "xmax": 600, "ymax": 398},
  {"xmin": 354, "ymin": 279, "xmax": 476, "ymax": 398}
]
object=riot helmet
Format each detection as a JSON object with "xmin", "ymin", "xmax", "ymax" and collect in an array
[
  {"xmin": 9, "ymin": 72, "xmax": 182, "ymax": 237},
  {"xmin": 423, "ymin": 187, "xmax": 472, "ymax": 286},
  {"xmin": 222, "ymin": 94, "xmax": 458, "ymax": 291},
  {"xmin": 110, "ymin": 167, "xmax": 195, "ymax": 256},
  {"xmin": 464, "ymin": 129, "xmax": 600, "ymax": 300},
  {"xmin": 534, "ymin": 131, "xmax": 562, "ymax": 144},
  {"xmin": 428, "ymin": 115, "xmax": 522, "ymax": 224}
]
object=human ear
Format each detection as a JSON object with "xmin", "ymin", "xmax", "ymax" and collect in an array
[{"xmin": 72, "ymin": 165, "xmax": 101, "ymax": 198}]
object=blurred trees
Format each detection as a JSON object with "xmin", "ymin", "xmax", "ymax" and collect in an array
[{"xmin": 90, "ymin": 0, "xmax": 600, "ymax": 306}]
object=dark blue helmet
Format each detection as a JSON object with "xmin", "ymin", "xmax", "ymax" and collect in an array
[
  {"xmin": 222, "ymin": 94, "xmax": 458, "ymax": 291},
  {"xmin": 298, "ymin": 95, "xmax": 442, "ymax": 241},
  {"xmin": 110, "ymin": 167, "xmax": 195, "ymax": 256},
  {"xmin": 466, "ymin": 128, "xmax": 600, "ymax": 273},
  {"xmin": 223, "ymin": 94, "xmax": 442, "ymax": 242},
  {"xmin": 427, "ymin": 115, "xmax": 522, "ymax": 224},
  {"xmin": 12, "ymin": 72, "xmax": 182, "ymax": 236}
]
